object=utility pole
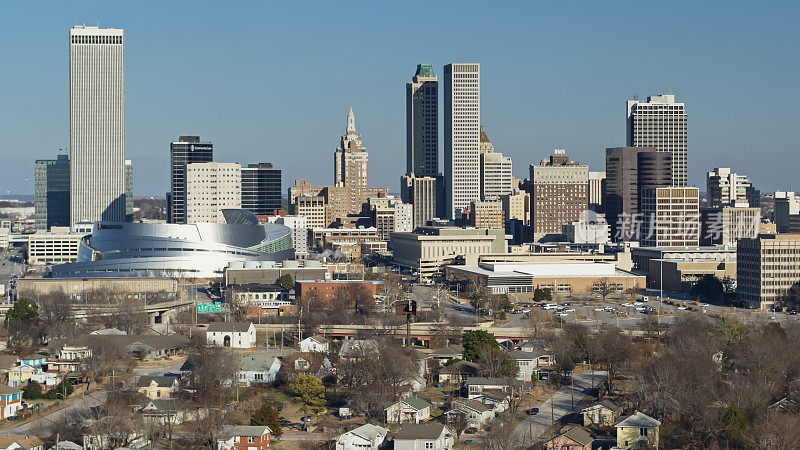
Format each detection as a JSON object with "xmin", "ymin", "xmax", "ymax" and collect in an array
[{"xmin": 571, "ymin": 373, "xmax": 574, "ymax": 410}]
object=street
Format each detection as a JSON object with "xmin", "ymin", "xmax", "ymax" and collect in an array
[
  {"xmin": 514, "ymin": 371, "xmax": 607, "ymax": 444},
  {"xmin": 1, "ymin": 357, "xmax": 188, "ymax": 435}
]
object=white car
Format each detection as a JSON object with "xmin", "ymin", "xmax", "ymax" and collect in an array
[
  {"xmin": 564, "ymin": 308, "xmax": 575, "ymax": 312},
  {"xmin": 634, "ymin": 302, "xmax": 644, "ymax": 306},
  {"xmin": 557, "ymin": 312, "xmax": 570, "ymax": 317},
  {"xmin": 594, "ymin": 308, "xmax": 605, "ymax": 311},
  {"xmin": 677, "ymin": 306, "xmax": 687, "ymax": 310}
]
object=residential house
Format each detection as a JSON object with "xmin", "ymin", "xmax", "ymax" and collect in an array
[
  {"xmin": 0, "ymin": 435, "xmax": 45, "ymax": 450},
  {"xmin": 49, "ymin": 441, "xmax": 86, "ymax": 450},
  {"xmin": 0, "ymin": 386, "xmax": 23, "ymax": 420},
  {"xmin": 206, "ymin": 322, "xmax": 256, "ymax": 349},
  {"xmin": 216, "ymin": 425, "xmax": 271, "ymax": 450},
  {"xmin": 280, "ymin": 352, "xmax": 334, "ymax": 383},
  {"xmin": 47, "ymin": 441, "xmax": 82, "ymax": 450},
  {"xmin": 334, "ymin": 423, "xmax": 389, "ymax": 450},
  {"xmin": 385, "ymin": 396, "xmax": 432, "ymax": 424},
  {"xmin": 137, "ymin": 375, "xmax": 180, "ymax": 399},
  {"xmin": 509, "ymin": 350, "xmax": 546, "ymax": 383},
  {"xmin": 471, "ymin": 390, "xmax": 510, "ymax": 413},
  {"xmin": 141, "ymin": 399, "xmax": 205, "ymax": 426},
  {"xmin": 46, "ymin": 345, "xmax": 92, "ymax": 374},
  {"xmin": 19, "ymin": 354, "xmax": 46, "ymax": 368},
  {"xmin": 517, "ymin": 339, "xmax": 548, "ymax": 353},
  {"xmin": 393, "ymin": 424, "xmax": 454, "ymax": 450},
  {"xmin": 125, "ymin": 335, "xmax": 192, "ymax": 359},
  {"xmin": 428, "ymin": 345, "xmax": 464, "ymax": 365},
  {"xmin": 299, "ymin": 335, "xmax": 330, "ymax": 353},
  {"xmin": 0, "ymin": 355, "xmax": 19, "ymax": 384},
  {"xmin": 582, "ymin": 400, "xmax": 623, "ymax": 427},
  {"xmin": 6, "ymin": 364, "xmax": 36, "ymax": 388},
  {"xmin": 544, "ymin": 425, "xmax": 594, "ymax": 450},
  {"xmin": 444, "ymin": 399, "xmax": 495, "ymax": 428},
  {"xmin": 238, "ymin": 355, "xmax": 282, "ymax": 386},
  {"xmin": 614, "ymin": 411, "xmax": 661, "ymax": 449},
  {"xmin": 464, "ymin": 377, "xmax": 512, "ymax": 400},
  {"xmin": 437, "ymin": 361, "xmax": 480, "ymax": 385},
  {"xmin": 339, "ymin": 339, "xmax": 379, "ymax": 361}
]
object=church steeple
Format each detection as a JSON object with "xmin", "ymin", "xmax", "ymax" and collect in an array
[{"xmin": 346, "ymin": 107, "xmax": 356, "ymax": 135}]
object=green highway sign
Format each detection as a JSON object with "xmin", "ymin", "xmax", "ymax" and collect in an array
[{"xmin": 197, "ymin": 301, "xmax": 221, "ymax": 313}]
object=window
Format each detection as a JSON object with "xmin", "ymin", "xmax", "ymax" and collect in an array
[
  {"xmin": 640, "ymin": 427, "xmax": 648, "ymax": 437},
  {"xmin": 247, "ymin": 436, "xmax": 255, "ymax": 443},
  {"xmin": 425, "ymin": 443, "xmax": 434, "ymax": 449}
]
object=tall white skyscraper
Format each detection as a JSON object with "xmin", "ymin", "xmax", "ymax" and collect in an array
[
  {"xmin": 69, "ymin": 26, "xmax": 126, "ymax": 228},
  {"xmin": 444, "ymin": 63, "xmax": 480, "ymax": 218},
  {"xmin": 626, "ymin": 94, "xmax": 687, "ymax": 187}
]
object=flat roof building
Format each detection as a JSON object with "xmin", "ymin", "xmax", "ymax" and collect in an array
[{"xmin": 737, "ymin": 234, "xmax": 800, "ymax": 309}]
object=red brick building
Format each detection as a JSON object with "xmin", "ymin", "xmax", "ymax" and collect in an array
[
  {"xmin": 295, "ymin": 280, "xmax": 383, "ymax": 306},
  {"xmin": 216, "ymin": 425, "xmax": 271, "ymax": 449}
]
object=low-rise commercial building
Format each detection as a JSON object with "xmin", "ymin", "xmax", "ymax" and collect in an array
[
  {"xmin": 27, "ymin": 231, "xmax": 86, "ymax": 265},
  {"xmin": 445, "ymin": 262, "xmax": 644, "ymax": 295},
  {"xmin": 294, "ymin": 280, "xmax": 383, "ymax": 305},
  {"xmin": 391, "ymin": 227, "xmax": 507, "ymax": 280},
  {"xmin": 648, "ymin": 259, "xmax": 737, "ymax": 292},
  {"xmin": 630, "ymin": 245, "xmax": 736, "ymax": 273},
  {"xmin": 224, "ymin": 260, "xmax": 328, "ymax": 285},
  {"xmin": 15, "ymin": 277, "xmax": 179, "ymax": 302},
  {"xmin": 737, "ymin": 234, "xmax": 800, "ymax": 309}
]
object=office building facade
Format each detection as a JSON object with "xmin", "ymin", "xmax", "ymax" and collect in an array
[
  {"xmin": 588, "ymin": 171, "xmax": 605, "ymax": 211},
  {"xmin": 700, "ymin": 206, "xmax": 761, "ymax": 246},
  {"xmin": 639, "ymin": 187, "xmax": 700, "ymax": 247},
  {"xmin": 604, "ymin": 147, "xmax": 672, "ymax": 241},
  {"xmin": 480, "ymin": 151, "xmax": 513, "ymax": 200},
  {"xmin": 775, "ymin": 191, "xmax": 800, "ymax": 233},
  {"xmin": 69, "ymin": 26, "xmax": 126, "ymax": 228},
  {"xmin": 185, "ymin": 162, "xmax": 241, "ymax": 224},
  {"xmin": 444, "ymin": 63, "xmax": 480, "ymax": 218},
  {"xmin": 34, "ymin": 154, "xmax": 70, "ymax": 231},
  {"xmin": 169, "ymin": 136, "xmax": 213, "ymax": 224},
  {"xmin": 527, "ymin": 150, "xmax": 589, "ymax": 240},
  {"xmin": 241, "ymin": 163, "xmax": 282, "ymax": 216},
  {"xmin": 406, "ymin": 64, "xmax": 438, "ymax": 177},
  {"xmin": 738, "ymin": 234, "xmax": 800, "ymax": 309},
  {"xmin": 125, "ymin": 160, "xmax": 133, "ymax": 220},
  {"xmin": 706, "ymin": 167, "xmax": 758, "ymax": 208},
  {"xmin": 626, "ymin": 94, "xmax": 687, "ymax": 187}
]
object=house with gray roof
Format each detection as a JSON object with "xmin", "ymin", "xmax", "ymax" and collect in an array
[
  {"xmin": 237, "ymin": 354, "xmax": 281, "ymax": 386},
  {"xmin": 136, "ymin": 375, "xmax": 179, "ymax": 399},
  {"xmin": 614, "ymin": 411, "xmax": 661, "ymax": 449},
  {"xmin": 444, "ymin": 399, "xmax": 495, "ymax": 427},
  {"xmin": 393, "ymin": 424, "xmax": 453, "ymax": 450},
  {"xmin": 582, "ymin": 399, "xmax": 624, "ymax": 427},
  {"xmin": 334, "ymin": 423, "xmax": 389, "ymax": 450},
  {"xmin": 216, "ymin": 425, "xmax": 272, "ymax": 450}
]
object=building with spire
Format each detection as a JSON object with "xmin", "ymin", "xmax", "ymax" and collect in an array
[
  {"xmin": 334, "ymin": 107, "xmax": 377, "ymax": 215},
  {"xmin": 478, "ymin": 126, "xmax": 512, "ymax": 201}
]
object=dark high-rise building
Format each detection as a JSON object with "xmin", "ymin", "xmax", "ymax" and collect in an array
[
  {"xmin": 34, "ymin": 154, "xmax": 70, "ymax": 231},
  {"xmin": 604, "ymin": 147, "xmax": 672, "ymax": 241},
  {"xmin": 169, "ymin": 136, "xmax": 213, "ymax": 224},
  {"xmin": 241, "ymin": 163, "xmax": 282, "ymax": 216},
  {"xmin": 406, "ymin": 64, "xmax": 439, "ymax": 177}
]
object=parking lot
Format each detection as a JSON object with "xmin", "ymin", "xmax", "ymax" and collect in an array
[{"xmin": 505, "ymin": 292, "xmax": 800, "ymax": 331}]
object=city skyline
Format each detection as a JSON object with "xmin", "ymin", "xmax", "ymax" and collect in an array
[{"xmin": 1, "ymin": 2, "xmax": 799, "ymax": 196}]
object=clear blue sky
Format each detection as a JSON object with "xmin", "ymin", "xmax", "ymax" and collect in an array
[{"xmin": 1, "ymin": 1, "xmax": 798, "ymax": 196}]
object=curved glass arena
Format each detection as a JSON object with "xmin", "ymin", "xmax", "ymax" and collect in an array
[{"xmin": 51, "ymin": 210, "xmax": 293, "ymax": 279}]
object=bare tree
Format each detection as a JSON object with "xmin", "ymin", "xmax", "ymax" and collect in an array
[
  {"xmin": 590, "ymin": 327, "xmax": 635, "ymax": 394},
  {"xmin": 525, "ymin": 308, "xmax": 552, "ymax": 340}
]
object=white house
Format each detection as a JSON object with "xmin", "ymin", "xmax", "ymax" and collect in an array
[
  {"xmin": 237, "ymin": 355, "xmax": 282, "ymax": 386},
  {"xmin": 444, "ymin": 399, "xmax": 495, "ymax": 428},
  {"xmin": 206, "ymin": 322, "xmax": 256, "ymax": 349},
  {"xmin": 509, "ymin": 350, "xmax": 552, "ymax": 382},
  {"xmin": 393, "ymin": 424, "xmax": 454, "ymax": 450},
  {"xmin": 300, "ymin": 335, "xmax": 330, "ymax": 353},
  {"xmin": 385, "ymin": 396, "xmax": 432, "ymax": 424},
  {"xmin": 334, "ymin": 423, "xmax": 389, "ymax": 450},
  {"xmin": 464, "ymin": 377, "xmax": 512, "ymax": 400}
]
